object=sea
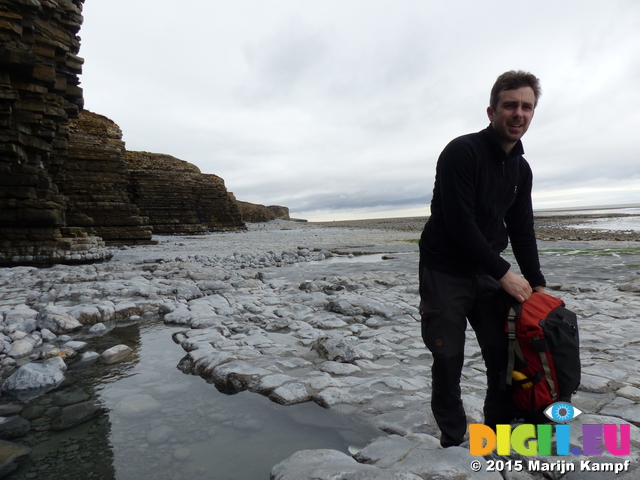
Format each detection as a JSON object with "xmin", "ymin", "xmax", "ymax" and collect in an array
[{"xmin": 535, "ymin": 203, "xmax": 640, "ymax": 232}]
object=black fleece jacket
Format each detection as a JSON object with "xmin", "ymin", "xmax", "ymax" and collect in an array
[{"xmin": 419, "ymin": 125, "xmax": 546, "ymax": 287}]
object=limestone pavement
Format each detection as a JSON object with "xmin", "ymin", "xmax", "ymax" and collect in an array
[{"xmin": 0, "ymin": 222, "xmax": 639, "ymax": 478}]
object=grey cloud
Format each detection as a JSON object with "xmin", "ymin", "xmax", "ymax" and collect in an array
[
  {"xmin": 78, "ymin": 0, "xmax": 640, "ymax": 220},
  {"xmin": 237, "ymin": 22, "xmax": 329, "ymax": 103}
]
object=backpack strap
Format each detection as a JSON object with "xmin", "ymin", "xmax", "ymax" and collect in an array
[
  {"xmin": 505, "ymin": 306, "xmax": 522, "ymax": 386},
  {"xmin": 538, "ymin": 349, "xmax": 558, "ymax": 400}
]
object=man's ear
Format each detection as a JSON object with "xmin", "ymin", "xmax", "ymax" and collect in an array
[{"xmin": 486, "ymin": 106, "xmax": 494, "ymax": 121}]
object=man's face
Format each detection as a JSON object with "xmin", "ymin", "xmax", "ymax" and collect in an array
[{"xmin": 487, "ymin": 86, "xmax": 536, "ymax": 152}]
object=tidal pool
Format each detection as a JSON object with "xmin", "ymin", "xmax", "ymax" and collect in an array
[{"xmin": 7, "ymin": 320, "xmax": 381, "ymax": 480}]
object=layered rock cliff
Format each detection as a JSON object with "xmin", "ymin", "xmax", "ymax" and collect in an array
[
  {"xmin": 200, "ymin": 174, "xmax": 246, "ymax": 231},
  {"xmin": 63, "ymin": 110, "xmax": 153, "ymax": 244},
  {"xmin": 237, "ymin": 201, "xmax": 291, "ymax": 223},
  {"xmin": 126, "ymin": 151, "xmax": 246, "ymax": 234},
  {"xmin": 0, "ymin": 0, "xmax": 110, "ymax": 265},
  {"xmin": 0, "ymin": 0, "xmax": 286, "ymax": 266}
]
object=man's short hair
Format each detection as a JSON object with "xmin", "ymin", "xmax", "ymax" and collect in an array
[{"xmin": 490, "ymin": 71, "xmax": 541, "ymax": 110}]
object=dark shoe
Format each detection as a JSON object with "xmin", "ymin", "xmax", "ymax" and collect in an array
[{"xmin": 440, "ymin": 432, "xmax": 463, "ymax": 448}]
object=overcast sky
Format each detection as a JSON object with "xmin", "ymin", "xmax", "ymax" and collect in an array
[{"xmin": 78, "ymin": 0, "xmax": 640, "ymax": 221}]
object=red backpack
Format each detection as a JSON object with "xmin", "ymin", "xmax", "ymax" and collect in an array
[{"xmin": 505, "ymin": 292, "xmax": 581, "ymax": 413}]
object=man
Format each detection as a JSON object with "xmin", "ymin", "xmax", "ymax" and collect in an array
[{"xmin": 419, "ymin": 70, "xmax": 546, "ymax": 448}]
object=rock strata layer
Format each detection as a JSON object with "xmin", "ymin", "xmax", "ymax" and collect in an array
[
  {"xmin": 238, "ymin": 201, "xmax": 290, "ymax": 223},
  {"xmin": 126, "ymin": 151, "xmax": 246, "ymax": 235},
  {"xmin": 0, "ymin": 0, "xmax": 110, "ymax": 266},
  {"xmin": 200, "ymin": 174, "xmax": 246, "ymax": 231},
  {"xmin": 64, "ymin": 110, "xmax": 153, "ymax": 244},
  {"xmin": 1, "ymin": 0, "xmax": 253, "ymax": 265}
]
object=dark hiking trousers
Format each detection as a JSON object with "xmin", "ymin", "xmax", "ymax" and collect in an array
[{"xmin": 419, "ymin": 267, "xmax": 515, "ymax": 447}]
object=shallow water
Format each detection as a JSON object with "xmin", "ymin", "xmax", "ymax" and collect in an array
[
  {"xmin": 7, "ymin": 321, "xmax": 382, "ymax": 480},
  {"xmin": 569, "ymin": 216, "xmax": 640, "ymax": 232}
]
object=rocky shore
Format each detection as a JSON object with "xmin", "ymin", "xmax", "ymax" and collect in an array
[
  {"xmin": 311, "ymin": 212, "xmax": 640, "ymax": 242},
  {"xmin": 0, "ymin": 215, "xmax": 639, "ymax": 478}
]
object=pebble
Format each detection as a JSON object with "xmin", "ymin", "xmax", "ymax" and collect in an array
[
  {"xmin": 147, "ymin": 425, "xmax": 174, "ymax": 445},
  {"xmin": 114, "ymin": 394, "xmax": 163, "ymax": 418},
  {"xmin": 173, "ymin": 447, "xmax": 190, "ymax": 461}
]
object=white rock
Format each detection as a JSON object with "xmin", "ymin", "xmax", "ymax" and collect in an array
[
  {"xmin": 617, "ymin": 385, "xmax": 640, "ymax": 402},
  {"xmin": 63, "ymin": 341, "xmax": 88, "ymax": 351},
  {"xmin": 315, "ymin": 387, "xmax": 355, "ymax": 407},
  {"xmin": 173, "ymin": 447, "xmax": 190, "ymax": 461},
  {"xmin": 68, "ymin": 305, "xmax": 104, "ymax": 324},
  {"xmin": 100, "ymin": 344, "xmax": 134, "ymax": 364},
  {"xmin": 271, "ymin": 449, "xmax": 419, "ymax": 480},
  {"xmin": 147, "ymin": 425, "xmax": 174, "ymax": 445},
  {"xmin": 8, "ymin": 330, "xmax": 27, "ymax": 341},
  {"xmin": 269, "ymin": 383, "xmax": 312, "ymax": 405},
  {"xmin": 579, "ymin": 373, "xmax": 616, "ymax": 393},
  {"xmin": 7, "ymin": 339, "xmax": 35, "ymax": 358},
  {"xmin": 319, "ymin": 361, "xmax": 361, "ymax": 375},
  {"xmin": 43, "ymin": 355, "xmax": 67, "ymax": 373},
  {"xmin": 89, "ymin": 323, "xmax": 108, "ymax": 335},
  {"xmin": 36, "ymin": 305, "xmax": 82, "ymax": 334},
  {"xmin": 163, "ymin": 308, "xmax": 192, "ymax": 325},
  {"xmin": 115, "ymin": 393, "xmax": 162, "ymax": 418},
  {"xmin": 312, "ymin": 335, "xmax": 375, "ymax": 363},
  {"xmin": 387, "ymin": 444, "xmax": 501, "ymax": 479},
  {"xmin": 1, "ymin": 361, "xmax": 65, "ymax": 399},
  {"xmin": 3, "ymin": 305, "xmax": 38, "ymax": 324},
  {"xmin": 40, "ymin": 328, "xmax": 57, "ymax": 342},
  {"xmin": 78, "ymin": 351, "xmax": 100, "ymax": 364}
]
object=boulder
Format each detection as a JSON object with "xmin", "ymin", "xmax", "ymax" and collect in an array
[
  {"xmin": 1, "ymin": 360, "xmax": 66, "ymax": 401},
  {"xmin": 50, "ymin": 401, "xmax": 105, "ymax": 431},
  {"xmin": 36, "ymin": 305, "xmax": 82, "ymax": 334},
  {"xmin": 312, "ymin": 335, "xmax": 375, "ymax": 363},
  {"xmin": 0, "ymin": 440, "xmax": 30, "ymax": 478},
  {"xmin": 0, "ymin": 416, "xmax": 31, "ymax": 440},
  {"xmin": 100, "ymin": 344, "xmax": 134, "ymax": 364}
]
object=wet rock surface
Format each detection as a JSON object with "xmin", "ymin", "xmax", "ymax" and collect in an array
[{"xmin": 0, "ymin": 218, "xmax": 638, "ymax": 478}]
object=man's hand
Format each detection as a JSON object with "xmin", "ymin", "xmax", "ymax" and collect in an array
[{"xmin": 499, "ymin": 270, "xmax": 533, "ymax": 303}]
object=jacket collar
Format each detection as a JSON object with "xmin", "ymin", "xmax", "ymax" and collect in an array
[{"xmin": 484, "ymin": 124, "xmax": 525, "ymax": 159}]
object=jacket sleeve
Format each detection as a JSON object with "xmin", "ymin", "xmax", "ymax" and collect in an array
[
  {"xmin": 504, "ymin": 160, "xmax": 546, "ymax": 287},
  {"xmin": 436, "ymin": 140, "xmax": 511, "ymax": 280}
]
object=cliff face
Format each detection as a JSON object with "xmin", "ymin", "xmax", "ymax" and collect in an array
[
  {"xmin": 63, "ymin": 110, "xmax": 153, "ymax": 243},
  {"xmin": 238, "ymin": 201, "xmax": 291, "ymax": 223},
  {"xmin": 0, "ymin": 0, "xmax": 283, "ymax": 265},
  {"xmin": 126, "ymin": 151, "xmax": 246, "ymax": 234},
  {"xmin": 0, "ymin": 0, "xmax": 110, "ymax": 265},
  {"xmin": 200, "ymin": 174, "xmax": 246, "ymax": 231}
]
